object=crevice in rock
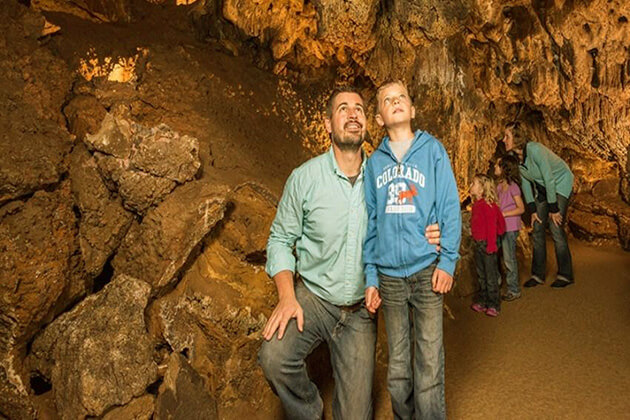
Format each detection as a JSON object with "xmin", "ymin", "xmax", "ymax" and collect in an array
[
  {"xmin": 244, "ymin": 250, "xmax": 267, "ymax": 265},
  {"xmin": 29, "ymin": 372, "xmax": 52, "ymax": 395},
  {"xmin": 92, "ymin": 255, "xmax": 115, "ymax": 293},
  {"xmin": 589, "ymin": 48, "xmax": 600, "ymax": 88},
  {"xmin": 146, "ymin": 378, "xmax": 163, "ymax": 396}
]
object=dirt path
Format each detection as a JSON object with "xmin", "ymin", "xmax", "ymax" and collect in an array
[
  {"xmin": 440, "ymin": 239, "xmax": 630, "ymax": 419},
  {"xmin": 316, "ymin": 239, "xmax": 630, "ymax": 419}
]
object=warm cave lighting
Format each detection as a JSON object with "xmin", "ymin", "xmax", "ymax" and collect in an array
[{"xmin": 78, "ymin": 47, "xmax": 148, "ymax": 82}]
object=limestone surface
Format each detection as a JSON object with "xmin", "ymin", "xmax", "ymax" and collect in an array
[{"xmin": 27, "ymin": 275, "xmax": 157, "ymax": 419}]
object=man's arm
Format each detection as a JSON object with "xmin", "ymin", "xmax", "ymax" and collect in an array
[
  {"xmin": 262, "ymin": 270, "xmax": 303, "ymax": 340},
  {"xmin": 264, "ymin": 171, "xmax": 304, "ymax": 340}
]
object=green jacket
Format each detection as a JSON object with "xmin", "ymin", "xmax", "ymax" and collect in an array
[{"xmin": 520, "ymin": 142, "xmax": 574, "ymax": 213}]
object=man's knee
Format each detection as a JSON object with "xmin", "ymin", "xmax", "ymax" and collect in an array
[{"xmin": 258, "ymin": 340, "xmax": 283, "ymax": 381}]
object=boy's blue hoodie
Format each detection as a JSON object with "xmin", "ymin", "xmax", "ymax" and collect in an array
[{"xmin": 363, "ymin": 130, "xmax": 462, "ymax": 288}]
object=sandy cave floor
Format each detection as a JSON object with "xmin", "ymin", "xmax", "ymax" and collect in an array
[{"xmin": 312, "ymin": 238, "xmax": 630, "ymax": 419}]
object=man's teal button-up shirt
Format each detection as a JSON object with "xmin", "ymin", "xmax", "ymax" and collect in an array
[{"xmin": 265, "ymin": 147, "xmax": 368, "ymax": 306}]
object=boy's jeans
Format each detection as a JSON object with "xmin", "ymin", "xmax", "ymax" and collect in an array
[
  {"xmin": 501, "ymin": 231, "xmax": 520, "ymax": 294},
  {"xmin": 532, "ymin": 194, "xmax": 573, "ymax": 281},
  {"xmin": 474, "ymin": 240, "xmax": 501, "ymax": 310},
  {"xmin": 378, "ymin": 264, "xmax": 445, "ymax": 420},
  {"xmin": 258, "ymin": 281, "xmax": 377, "ymax": 420}
]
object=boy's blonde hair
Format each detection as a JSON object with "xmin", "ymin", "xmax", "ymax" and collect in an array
[{"xmin": 473, "ymin": 174, "xmax": 498, "ymax": 204}]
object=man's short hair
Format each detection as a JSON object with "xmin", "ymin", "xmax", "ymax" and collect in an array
[
  {"xmin": 326, "ymin": 86, "xmax": 365, "ymax": 118},
  {"xmin": 375, "ymin": 79, "xmax": 410, "ymax": 111}
]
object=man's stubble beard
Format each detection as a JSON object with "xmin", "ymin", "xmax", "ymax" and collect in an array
[{"xmin": 331, "ymin": 132, "xmax": 367, "ymax": 152}]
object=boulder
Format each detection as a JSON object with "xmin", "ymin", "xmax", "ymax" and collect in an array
[
  {"xmin": 85, "ymin": 113, "xmax": 201, "ymax": 213},
  {"xmin": 102, "ymin": 394, "xmax": 155, "ymax": 420},
  {"xmin": 568, "ymin": 209, "xmax": 618, "ymax": 242},
  {"xmin": 69, "ymin": 144, "xmax": 134, "ymax": 277},
  {"xmin": 0, "ymin": 184, "xmax": 81, "ymax": 419},
  {"xmin": 112, "ymin": 181, "xmax": 230, "ymax": 293},
  {"xmin": 147, "ymin": 183, "xmax": 281, "ymax": 417},
  {"xmin": 27, "ymin": 275, "xmax": 157, "ymax": 419},
  {"xmin": 155, "ymin": 353, "xmax": 218, "ymax": 419}
]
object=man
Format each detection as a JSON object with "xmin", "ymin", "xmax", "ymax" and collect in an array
[{"xmin": 258, "ymin": 87, "xmax": 441, "ymax": 419}]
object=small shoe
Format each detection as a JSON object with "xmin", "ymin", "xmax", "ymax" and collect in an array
[
  {"xmin": 523, "ymin": 277, "xmax": 543, "ymax": 288},
  {"xmin": 501, "ymin": 291, "xmax": 522, "ymax": 301},
  {"xmin": 471, "ymin": 303, "xmax": 486, "ymax": 313},
  {"xmin": 485, "ymin": 307, "xmax": 500, "ymax": 317},
  {"xmin": 550, "ymin": 278, "xmax": 574, "ymax": 288}
]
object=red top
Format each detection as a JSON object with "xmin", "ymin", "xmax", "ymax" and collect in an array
[{"xmin": 471, "ymin": 199, "xmax": 506, "ymax": 253}]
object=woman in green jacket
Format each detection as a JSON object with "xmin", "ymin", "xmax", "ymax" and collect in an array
[{"xmin": 502, "ymin": 122, "xmax": 574, "ymax": 288}]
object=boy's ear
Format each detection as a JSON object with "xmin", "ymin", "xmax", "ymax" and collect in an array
[
  {"xmin": 375, "ymin": 113, "xmax": 385, "ymax": 127},
  {"xmin": 324, "ymin": 117, "xmax": 332, "ymax": 134},
  {"xmin": 411, "ymin": 105, "xmax": 416, "ymax": 120}
]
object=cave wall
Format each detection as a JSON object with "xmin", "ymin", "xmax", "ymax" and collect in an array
[{"xmin": 1, "ymin": 0, "xmax": 630, "ymax": 418}]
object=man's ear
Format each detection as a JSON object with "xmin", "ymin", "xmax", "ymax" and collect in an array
[
  {"xmin": 324, "ymin": 117, "xmax": 332, "ymax": 134},
  {"xmin": 411, "ymin": 105, "xmax": 416, "ymax": 120},
  {"xmin": 375, "ymin": 113, "xmax": 384, "ymax": 127}
]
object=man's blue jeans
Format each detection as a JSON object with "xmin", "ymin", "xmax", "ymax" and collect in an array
[
  {"xmin": 501, "ymin": 231, "xmax": 520, "ymax": 294},
  {"xmin": 258, "ymin": 281, "xmax": 377, "ymax": 420},
  {"xmin": 378, "ymin": 264, "xmax": 445, "ymax": 420},
  {"xmin": 532, "ymin": 194, "xmax": 573, "ymax": 282}
]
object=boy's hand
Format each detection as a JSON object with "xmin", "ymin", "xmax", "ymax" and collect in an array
[
  {"xmin": 365, "ymin": 286, "xmax": 382, "ymax": 313},
  {"xmin": 432, "ymin": 268, "xmax": 453, "ymax": 294},
  {"xmin": 262, "ymin": 296, "xmax": 304, "ymax": 341},
  {"xmin": 425, "ymin": 223, "xmax": 441, "ymax": 252}
]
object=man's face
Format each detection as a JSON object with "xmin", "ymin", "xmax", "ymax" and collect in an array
[
  {"xmin": 375, "ymin": 83, "xmax": 415, "ymax": 128},
  {"xmin": 325, "ymin": 92, "xmax": 367, "ymax": 151}
]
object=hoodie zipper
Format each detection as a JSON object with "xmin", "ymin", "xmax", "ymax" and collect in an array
[{"xmin": 382, "ymin": 132, "xmax": 425, "ymax": 277}]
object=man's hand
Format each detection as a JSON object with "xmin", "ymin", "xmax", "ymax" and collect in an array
[
  {"xmin": 531, "ymin": 212, "xmax": 543, "ymax": 227},
  {"xmin": 550, "ymin": 212, "xmax": 562, "ymax": 226},
  {"xmin": 365, "ymin": 286, "xmax": 382, "ymax": 314},
  {"xmin": 432, "ymin": 268, "xmax": 453, "ymax": 294},
  {"xmin": 262, "ymin": 296, "xmax": 304, "ymax": 341},
  {"xmin": 425, "ymin": 223, "xmax": 441, "ymax": 252}
]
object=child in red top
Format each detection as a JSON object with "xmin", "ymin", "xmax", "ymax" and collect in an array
[{"xmin": 470, "ymin": 174, "xmax": 506, "ymax": 317}]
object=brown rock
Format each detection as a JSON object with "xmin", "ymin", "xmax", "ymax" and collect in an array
[
  {"xmin": 31, "ymin": 0, "xmax": 133, "ymax": 23},
  {"xmin": 112, "ymin": 181, "xmax": 229, "ymax": 293},
  {"xmin": 218, "ymin": 182, "xmax": 278, "ymax": 259},
  {"xmin": 69, "ymin": 144, "xmax": 134, "ymax": 277},
  {"xmin": 568, "ymin": 209, "xmax": 618, "ymax": 241},
  {"xmin": 64, "ymin": 95, "xmax": 108, "ymax": 141},
  {"xmin": 0, "ymin": 184, "xmax": 81, "ymax": 420},
  {"xmin": 86, "ymin": 114, "xmax": 201, "ymax": 213},
  {"xmin": 27, "ymin": 275, "xmax": 157, "ymax": 419},
  {"xmin": 155, "ymin": 353, "xmax": 218, "ymax": 420},
  {"xmin": 146, "ymin": 183, "xmax": 281, "ymax": 416},
  {"xmin": 102, "ymin": 394, "xmax": 155, "ymax": 420}
]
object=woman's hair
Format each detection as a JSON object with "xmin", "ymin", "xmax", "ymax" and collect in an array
[
  {"xmin": 473, "ymin": 174, "xmax": 498, "ymax": 204},
  {"xmin": 506, "ymin": 121, "xmax": 528, "ymax": 150},
  {"xmin": 498, "ymin": 153, "xmax": 521, "ymax": 185}
]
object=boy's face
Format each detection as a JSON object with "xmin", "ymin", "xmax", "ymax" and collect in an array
[{"xmin": 375, "ymin": 83, "xmax": 416, "ymax": 129}]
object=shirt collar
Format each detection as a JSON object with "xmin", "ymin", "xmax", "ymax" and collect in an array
[{"xmin": 328, "ymin": 146, "xmax": 366, "ymax": 179}]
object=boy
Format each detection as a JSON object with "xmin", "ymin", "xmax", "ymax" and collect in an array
[{"xmin": 363, "ymin": 80, "xmax": 461, "ymax": 419}]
